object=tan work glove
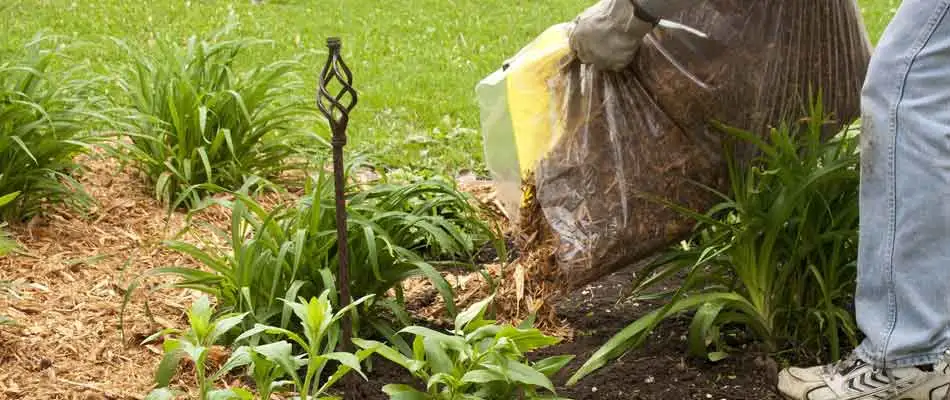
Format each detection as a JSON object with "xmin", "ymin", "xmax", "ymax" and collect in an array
[
  {"xmin": 569, "ymin": 0, "xmax": 703, "ymax": 71},
  {"xmin": 569, "ymin": 0, "xmax": 658, "ymax": 71}
]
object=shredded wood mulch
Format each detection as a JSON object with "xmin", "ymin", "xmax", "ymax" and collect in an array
[
  {"xmin": 0, "ymin": 151, "xmax": 243, "ymax": 400},
  {"xmin": 0, "ymin": 151, "xmax": 567, "ymax": 399}
]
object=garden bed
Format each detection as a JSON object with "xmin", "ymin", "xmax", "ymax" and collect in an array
[
  {"xmin": 0, "ymin": 152, "xmax": 783, "ymax": 400},
  {"xmin": 358, "ymin": 264, "xmax": 782, "ymax": 400}
]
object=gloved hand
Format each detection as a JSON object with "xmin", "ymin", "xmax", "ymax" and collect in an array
[
  {"xmin": 569, "ymin": 0, "xmax": 703, "ymax": 71},
  {"xmin": 569, "ymin": 0, "xmax": 659, "ymax": 71}
]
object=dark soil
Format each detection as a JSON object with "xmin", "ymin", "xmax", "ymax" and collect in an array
[{"xmin": 345, "ymin": 263, "xmax": 783, "ymax": 400}]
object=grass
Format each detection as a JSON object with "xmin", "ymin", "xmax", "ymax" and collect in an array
[
  {"xmin": 860, "ymin": 0, "xmax": 902, "ymax": 41},
  {"xmin": 1, "ymin": 0, "xmax": 588, "ymax": 176}
]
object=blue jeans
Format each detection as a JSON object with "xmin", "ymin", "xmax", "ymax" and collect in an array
[{"xmin": 855, "ymin": 0, "xmax": 950, "ymax": 369}]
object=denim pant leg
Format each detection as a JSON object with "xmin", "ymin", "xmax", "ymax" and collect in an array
[{"xmin": 855, "ymin": 0, "xmax": 950, "ymax": 369}]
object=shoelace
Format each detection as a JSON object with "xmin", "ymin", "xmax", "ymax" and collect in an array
[{"xmin": 831, "ymin": 353, "xmax": 865, "ymax": 375}]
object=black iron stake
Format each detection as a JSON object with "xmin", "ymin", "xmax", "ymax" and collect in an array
[{"xmin": 317, "ymin": 37, "xmax": 358, "ymax": 351}]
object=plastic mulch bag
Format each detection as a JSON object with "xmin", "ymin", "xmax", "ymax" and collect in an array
[{"xmin": 478, "ymin": 0, "xmax": 872, "ymax": 290}]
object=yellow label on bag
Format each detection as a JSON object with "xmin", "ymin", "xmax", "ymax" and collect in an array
[{"xmin": 505, "ymin": 23, "xmax": 573, "ymax": 177}]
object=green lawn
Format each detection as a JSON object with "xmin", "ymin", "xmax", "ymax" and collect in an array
[{"xmin": 2, "ymin": 0, "xmax": 900, "ymax": 176}]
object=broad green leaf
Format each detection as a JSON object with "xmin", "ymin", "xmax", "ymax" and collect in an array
[
  {"xmin": 518, "ymin": 312, "xmax": 537, "ymax": 330},
  {"xmin": 423, "ymin": 337, "xmax": 454, "ymax": 376},
  {"xmin": 465, "ymin": 325, "xmax": 502, "ymax": 342},
  {"xmin": 495, "ymin": 326, "xmax": 560, "ymax": 353},
  {"xmin": 208, "ymin": 388, "xmax": 254, "ymax": 400},
  {"xmin": 382, "ymin": 384, "xmax": 429, "ymax": 400},
  {"xmin": 187, "ymin": 295, "xmax": 214, "ymax": 340},
  {"xmin": 460, "ymin": 369, "xmax": 507, "ymax": 384},
  {"xmin": 208, "ymin": 312, "xmax": 248, "ymax": 345},
  {"xmin": 454, "ymin": 294, "xmax": 494, "ymax": 333},
  {"xmin": 533, "ymin": 355, "xmax": 575, "ymax": 377},
  {"xmin": 322, "ymin": 352, "xmax": 366, "ymax": 379},
  {"xmin": 485, "ymin": 358, "xmax": 555, "ymax": 393},
  {"xmin": 155, "ymin": 339, "xmax": 184, "ymax": 387},
  {"xmin": 179, "ymin": 340, "xmax": 207, "ymax": 368},
  {"xmin": 270, "ymin": 380, "xmax": 294, "ymax": 392},
  {"xmin": 352, "ymin": 339, "xmax": 423, "ymax": 373},
  {"xmin": 289, "ymin": 295, "xmax": 327, "ymax": 345},
  {"xmin": 235, "ymin": 324, "xmax": 307, "ymax": 350},
  {"xmin": 252, "ymin": 341, "xmax": 302, "ymax": 387},
  {"xmin": 399, "ymin": 326, "xmax": 466, "ymax": 353},
  {"xmin": 211, "ymin": 346, "xmax": 252, "ymax": 381},
  {"xmin": 412, "ymin": 335, "xmax": 425, "ymax": 363},
  {"xmin": 251, "ymin": 341, "xmax": 294, "ymax": 362},
  {"xmin": 426, "ymin": 373, "xmax": 460, "ymax": 392}
]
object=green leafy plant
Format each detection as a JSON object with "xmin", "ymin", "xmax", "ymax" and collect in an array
[
  {"xmin": 145, "ymin": 292, "xmax": 371, "ymax": 400},
  {"xmin": 0, "ymin": 35, "xmax": 101, "ymax": 221},
  {"xmin": 144, "ymin": 295, "xmax": 254, "ymax": 400},
  {"xmin": 233, "ymin": 290, "xmax": 375, "ymax": 400},
  {"xmin": 354, "ymin": 294, "xmax": 575, "ymax": 400},
  {"xmin": 0, "ymin": 192, "xmax": 20, "ymax": 255},
  {"xmin": 130, "ymin": 166, "xmax": 501, "ymax": 354},
  {"xmin": 107, "ymin": 20, "xmax": 322, "ymax": 210},
  {"xmin": 568, "ymin": 101, "xmax": 860, "ymax": 385}
]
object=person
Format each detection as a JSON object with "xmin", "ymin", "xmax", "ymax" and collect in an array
[{"xmin": 569, "ymin": 0, "xmax": 950, "ymax": 399}]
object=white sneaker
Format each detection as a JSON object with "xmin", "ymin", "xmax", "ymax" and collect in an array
[{"xmin": 777, "ymin": 351, "xmax": 950, "ymax": 400}]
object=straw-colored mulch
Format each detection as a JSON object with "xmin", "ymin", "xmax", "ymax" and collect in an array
[
  {"xmin": 0, "ymin": 151, "xmax": 575, "ymax": 400},
  {"xmin": 0, "ymin": 152, "xmax": 239, "ymax": 400}
]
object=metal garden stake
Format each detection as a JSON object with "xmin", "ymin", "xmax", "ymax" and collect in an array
[{"xmin": 317, "ymin": 37, "xmax": 358, "ymax": 351}]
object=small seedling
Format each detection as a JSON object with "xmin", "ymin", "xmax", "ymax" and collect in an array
[
  {"xmin": 143, "ymin": 295, "xmax": 253, "ymax": 400},
  {"xmin": 234, "ymin": 290, "xmax": 376, "ymax": 400}
]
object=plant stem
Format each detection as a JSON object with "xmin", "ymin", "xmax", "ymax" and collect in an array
[{"xmin": 198, "ymin": 364, "xmax": 209, "ymax": 400}]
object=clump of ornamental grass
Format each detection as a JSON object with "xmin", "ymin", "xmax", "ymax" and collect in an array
[
  {"xmin": 107, "ymin": 20, "xmax": 323, "ymax": 210},
  {"xmin": 0, "ymin": 35, "xmax": 105, "ymax": 221}
]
